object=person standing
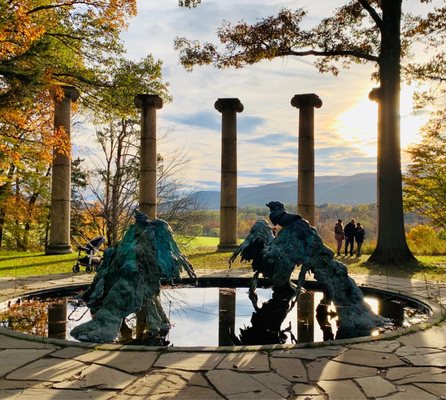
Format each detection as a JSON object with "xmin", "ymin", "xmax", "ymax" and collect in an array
[
  {"xmin": 355, "ymin": 222, "xmax": 365, "ymax": 257},
  {"xmin": 344, "ymin": 219, "xmax": 356, "ymax": 256},
  {"xmin": 334, "ymin": 219, "xmax": 344, "ymax": 256}
]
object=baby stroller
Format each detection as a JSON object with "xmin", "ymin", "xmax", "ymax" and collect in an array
[{"xmin": 72, "ymin": 234, "xmax": 106, "ymax": 273}]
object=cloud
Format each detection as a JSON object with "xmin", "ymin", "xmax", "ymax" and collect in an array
[
  {"xmin": 193, "ymin": 180, "xmax": 221, "ymax": 190},
  {"xmin": 168, "ymin": 111, "xmax": 220, "ymax": 130},
  {"xmin": 244, "ymin": 132, "xmax": 295, "ymax": 146},
  {"xmin": 69, "ymin": 0, "xmax": 428, "ymax": 191}
]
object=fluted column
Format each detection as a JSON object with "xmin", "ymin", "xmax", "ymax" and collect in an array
[
  {"xmin": 134, "ymin": 94, "xmax": 163, "ymax": 219},
  {"xmin": 215, "ymin": 98, "xmax": 244, "ymax": 252},
  {"xmin": 46, "ymin": 86, "xmax": 79, "ymax": 255},
  {"xmin": 291, "ymin": 93, "xmax": 323, "ymax": 226}
]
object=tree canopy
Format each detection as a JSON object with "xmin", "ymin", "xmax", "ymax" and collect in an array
[
  {"xmin": 1, "ymin": 0, "xmax": 137, "ymax": 106},
  {"xmin": 404, "ymin": 113, "xmax": 446, "ymax": 231},
  {"xmin": 0, "ymin": 0, "xmax": 138, "ymax": 175},
  {"xmin": 0, "ymin": 0, "xmax": 140, "ymax": 249}
]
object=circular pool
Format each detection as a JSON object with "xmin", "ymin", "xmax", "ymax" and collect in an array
[{"xmin": 0, "ymin": 278, "xmax": 433, "ymax": 347}]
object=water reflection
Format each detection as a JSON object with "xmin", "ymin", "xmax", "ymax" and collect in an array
[
  {"xmin": 219, "ymin": 288, "xmax": 236, "ymax": 346},
  {"xmin": 0, "ymin": 287, "xmax": 428, "ymax": 346},
  {"xmin": 232, "ymin": 286, "xmax": 298, "ymax": 345}
]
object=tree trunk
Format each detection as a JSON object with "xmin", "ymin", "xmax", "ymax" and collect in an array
[
  {"xmin": 110, "ymin": 126, "xmax": 124, "ymax": 246},
  {"xmin": 368, "ymin": 0, "xmax": 416, "ymax": 264},
  {"xmin": 0, "ymin": 164, "xmax": 16, "ymax": 248}
]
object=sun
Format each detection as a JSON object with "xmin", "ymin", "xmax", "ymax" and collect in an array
[
  {"xmin": 332, "ymin": 85, "xmax": 427, "ymax": 158},
  {"xmin": 334, "ymin": 94, "xmax": 378, "ymax": 157}
]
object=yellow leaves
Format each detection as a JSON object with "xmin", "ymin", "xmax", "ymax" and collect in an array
[
  {"xmin": 53, "ymin": 126, "xmax": 71, "ymax": 158},
  {"xmin": 0, "ymin": 1, "xmax": 45, "ymax": 61},
  {"xmin": 101, "ymin": 0, "xmax": 137, "ymax": 29},
  {"xmin": 0, "ymin": 300, "xmax": 49, "ymax": 336},
  {"xmin": 0, "ymin": 89, "xmax": 55, "ymax": 168},
  {"xmin": 0, "ymin": 0, "xmax": 137, "ymax": 63},
  {"xmin": 52, "ymin": 85, "xmax": 65, "ymax": 103}
]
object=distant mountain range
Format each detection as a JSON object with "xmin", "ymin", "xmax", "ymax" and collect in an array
[{"xmin": 193, "ymin": 173, "xmax": 376, "ymax": 210}]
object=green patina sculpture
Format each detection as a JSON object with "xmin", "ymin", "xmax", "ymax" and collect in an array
[
  {"xmin": 71, "ymin": 210, "xmax": 196, "ymax": 343},
  {"xmin": 230, "ymin": 201, "xmax": 390, "ymax": 332}
]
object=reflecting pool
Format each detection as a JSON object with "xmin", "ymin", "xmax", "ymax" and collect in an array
[{"xmin": 0, "ymin": 283, "xmax": 430, "ymax": 346}]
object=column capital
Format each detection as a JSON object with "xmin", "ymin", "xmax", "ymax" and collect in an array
[
  {"xmin": 134, "ymin": 94, "xmax": 163, "ymax": 109},
  {"xmin": 368, "ymin": 87, "xmax": 382, "ymax": 102},
  {"xmin": 215, "ymin": 98, "xmax": 244, "ymax": 113},
  {"xmin": 58, "ymin": 86, "xmax": 79, "ymax": 102},
  {"xmin": 291, "ymin": 93, "xmax": 322, "ymax": 109}
]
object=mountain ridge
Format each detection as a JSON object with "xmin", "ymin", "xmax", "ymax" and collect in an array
[{"xmin": 193, "ymin": 173, "xmax": 376, "ymax": 210}]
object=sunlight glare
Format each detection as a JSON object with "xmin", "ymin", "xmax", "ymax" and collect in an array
[
  {"xmin": 333, "ymin": 85, "xmax": 428, "ymax": 159},
  {"xmin": 333, "ymin": 94, "xmax": 378, "ymax": 157}
]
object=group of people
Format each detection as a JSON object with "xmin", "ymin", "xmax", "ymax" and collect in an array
[{"xmin": 334, "ymin": 219, "xmax": 365, "ymax": 257}]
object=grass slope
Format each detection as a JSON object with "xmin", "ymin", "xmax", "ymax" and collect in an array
[{"xmin": 0, "ymin": 237, "xmax": 445, "ymax": 281}]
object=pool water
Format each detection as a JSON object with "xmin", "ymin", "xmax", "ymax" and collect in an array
[{"xmin": 1, "ymin": 286, "xmax": 429, "ymax": 346}]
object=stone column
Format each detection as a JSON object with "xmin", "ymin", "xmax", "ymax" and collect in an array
[
  {"xmin": 291, "ymin": 93, "xmax": 323, "ymax": 226},
  {"xmin": 134, "ymin": 95, "xmax": 163, "ymax": 219},
  {"xmin": 215, "ymin": 98, "xmax": 244, "ymax": 252},
  {"xmin": 46, "ymin": 86, "xmax": 79, "ymax": 255}
]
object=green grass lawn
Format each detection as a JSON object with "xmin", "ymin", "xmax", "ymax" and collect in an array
[
  {"xmin": 0, "ymin": 251, "xmax": 78, "ymax": 277},
  {"xmin": 0, "ymin": 237, "xmax": 445, "ymax": 281}
]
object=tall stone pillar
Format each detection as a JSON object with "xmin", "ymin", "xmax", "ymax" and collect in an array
[
  {"xmin": 215, "ymin": 98, "xmax": 243, "ymax": 252},
  {"xmin": 291, "ymin": 94, "xmax": 323, "ymax": 226},
  {"xmin": 134, "ymin": 94, "xmax": 163, "ymax": 219},
  {"xmin": 46, "ymin": 86, "xmax": 79, "ymax": 255}
]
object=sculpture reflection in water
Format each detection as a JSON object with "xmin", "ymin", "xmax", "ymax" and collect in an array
[
  {"xmin": 232, "ymin": 285, "xmax": 298, "ymax": 345},
  {"xmin": 230, "ymin": 201, "xmax": 391, "ymax": 339},
  {"xmin": 71, "ymin": 210, "xmax": 196, "ymax": 344}
]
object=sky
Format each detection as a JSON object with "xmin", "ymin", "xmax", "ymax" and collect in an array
[{"xmin": 74, "ymin": 0, "xmax": 431, "ymax": 191}]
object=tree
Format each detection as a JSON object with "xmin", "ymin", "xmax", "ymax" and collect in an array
[
  {"xmin": 178, "ymin": 0, "xmax": 202, "ymax": 7},
  {"xmin": 0, "ymin": 0, "xmax": 137, "ymax": 249},
  {"xmin": 0, "ymin": 0, "xmax": 137, "ymax": 184},
  {"xmin": 404, "ymin": 114, "xmax": 446, "ymax": 231},
  {"xmin": 0, "ymin": 91, "xmax": 54, "ymax": 250},
  {"xmin": 174, "ymin": 0, "xmax": 446, "ymax": 264},
  {"xmin": 85, "ymin": 120, "xmax": 140, "ymax": 245},
  {"xmin": 0, "ymin": 0, "xmax": 136, "ymax": 108},
  {"xmin": 75, "ymin": 55, "xmax": 168, "ymax": 245},
  {"xmin": 76, "ymin": 55, "xmax": 200, "ymax": 245}
]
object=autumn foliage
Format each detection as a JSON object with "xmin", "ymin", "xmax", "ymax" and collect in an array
[{"xmin": 0, "ymin": 0, "xmax": 137, "ymax": 250}]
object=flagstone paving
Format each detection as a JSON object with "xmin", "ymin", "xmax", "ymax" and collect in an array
[{"xmin": 0, "ymin": 271, "xmax": 445, "ymax": 399}]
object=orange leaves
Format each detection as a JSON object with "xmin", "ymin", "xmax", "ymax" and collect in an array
[
  {"xmin": 53, "ymin": 126, "xmax": 71, "ymax": 158},
  {"xmin": 0, "ymin": 89, "xmax": 56, "ymax": 170},
  {"xmin": 75, "ymin": 0, "xmax": 136, "ymax": 31},
  {"xmin": 0, "ymin": 0, "xmax": 138, "ymax": 99},
  {"xmin": 0, "ymin": 300, "xmax": 50, "ymax": 336},
  {"xmin": 0, "ymin": 1, "xmax": 45, "ymax": 61}
]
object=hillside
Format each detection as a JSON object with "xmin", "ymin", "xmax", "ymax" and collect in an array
[{"xmin": 194, "ymin": 173, "xmax": 376, "ymax": 210}]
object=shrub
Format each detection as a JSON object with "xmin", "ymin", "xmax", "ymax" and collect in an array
[{"xmin": 407, "ymin": 225, "xmax": 446, "ymax": 255}]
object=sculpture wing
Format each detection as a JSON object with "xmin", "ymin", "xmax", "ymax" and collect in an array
[
  {"xmin": 150, "ymin": 219, "xmax": 197, "ymax": 280},
  {"xmin": 263, "ymin": 218, "xmax": 317, "ymax": 287},
  {"xmin": 229, "ymin": 219, "xmax": 275, "ymax": 278}
]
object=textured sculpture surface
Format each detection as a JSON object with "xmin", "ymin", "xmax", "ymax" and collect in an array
[
  {"xmin": 230, "ymin": 202, "xmax": 390, "ymax": 331},
  {"xmin": 71, "ymin": 210, "xmax": 196, "ymax": 343}
]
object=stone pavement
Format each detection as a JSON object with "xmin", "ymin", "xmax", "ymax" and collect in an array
[{"xmin": 0, "ymin": 270, "xmax": 445, "ymax": 400}]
